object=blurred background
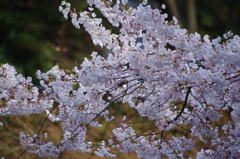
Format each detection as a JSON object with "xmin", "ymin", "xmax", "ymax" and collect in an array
[{"xmin": 0, "ymin": 0, "xmax": 240, "ymax": 158}]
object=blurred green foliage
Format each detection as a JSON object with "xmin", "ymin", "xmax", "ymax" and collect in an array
[
  {"xmin": 159, "ymin": 0, "xmax": 240, "ymax": 37},
  {"xmin": 0, "ymin": 0, "xmax": 103, "ymax": 83},
  {"xmin": 196, "ymin": 0, "xmax": 240, "ymax": 38}
]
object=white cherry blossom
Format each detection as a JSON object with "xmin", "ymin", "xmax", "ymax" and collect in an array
[{"xmin": 1, "ymin": 0, "xmax": 240, "ymax": 158}]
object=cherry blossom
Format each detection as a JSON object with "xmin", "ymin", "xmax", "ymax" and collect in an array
[{"xmin": 1, "ymin": 0, "xmax": 240, "ymax": 158}]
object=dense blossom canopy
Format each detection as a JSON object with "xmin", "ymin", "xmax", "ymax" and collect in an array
[{"xmin": 1, "ymin": 0, "xmax": 240, "ymax": 158}]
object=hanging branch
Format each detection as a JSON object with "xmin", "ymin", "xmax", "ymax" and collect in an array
[{"xmin": 173, "ymin": 87, "xmax": 192, "ymax": 121}]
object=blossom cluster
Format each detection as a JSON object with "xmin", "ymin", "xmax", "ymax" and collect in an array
[{"xmin": 1, "ymin": 0, "xmax": 240, "ymax": 158}]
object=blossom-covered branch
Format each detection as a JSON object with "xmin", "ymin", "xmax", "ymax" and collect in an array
[{"xmin": 1, "ymin": 0, "xmax": 240, "ymax": 158}]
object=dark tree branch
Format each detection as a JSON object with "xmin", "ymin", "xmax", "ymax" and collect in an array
[{"xmin": 173, "ymin": 87, "xmax": 192, "ymax": 121}]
